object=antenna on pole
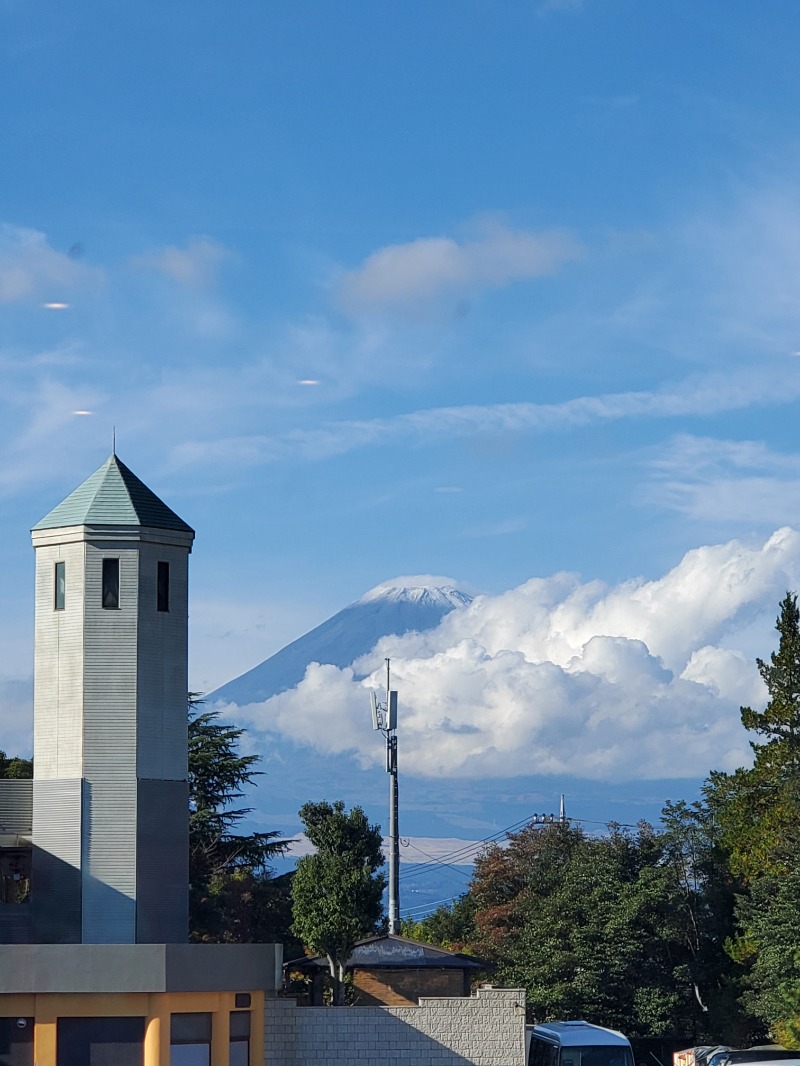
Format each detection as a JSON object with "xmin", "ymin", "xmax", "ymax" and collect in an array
[{"xmin": 369, "ymin": 657, "xmax": 400, "ymax": 934}]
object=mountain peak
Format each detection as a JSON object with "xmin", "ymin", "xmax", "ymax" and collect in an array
[
  {"xmin": 209, "ymin": 577, "xmax": 472, "ymax": 707},
  {"xmin": 358, "ymin": 578, "xmax": 473, "ymax": 610}
]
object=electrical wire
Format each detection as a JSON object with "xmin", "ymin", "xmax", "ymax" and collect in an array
[
  {"xmin": 396, "ymin": 810, "xmax": 645, "ymax": 904},
  {"xmin": 398, "ymin": 813, "xmax": 535, "ymax": 883}
]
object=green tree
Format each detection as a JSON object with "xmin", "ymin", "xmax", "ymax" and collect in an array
[
  {"xmin": 0, "ymin": 751, "xmax": 32, "ymax": 778},
  {"xmin": 703, "ymin": 593, "xmax": 800, "ymax": 1040},
  {"xmin": 188, "ymin": 697, "xmax": 291, "ymax": 944},
  {"xmin": 707, "ymin": 592, "xmax": 800, "ymax": 882},
  {"xmin": 731, "ymin": 868, "xmax": 800, "ymax": 1045},
  {"xmin": 291, "ymin": 800, "xmax": 385, "ymax": 1004},
  {"xmin": 466, "ymin": 819, "xmax": 723, "ymax": 1038},
  {"xmin": 660, "ymin": 800, "xmax": 751, "ymax": 1043},
  {"xmin": 401, "ymin": 893, "xmax": 478, "ymax": 953}
]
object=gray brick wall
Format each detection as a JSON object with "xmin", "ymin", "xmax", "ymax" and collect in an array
[{"xmin": 264, "ymin": 985, "xmax": 526, "ymax": 1066}]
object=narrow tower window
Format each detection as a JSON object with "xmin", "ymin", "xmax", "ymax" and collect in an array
[
  {"xmin": 54, "ymin": 561, "xmax": 65, "ymax": 611},
  {"xmin": 157, "ymin": 561, "xmax": 170, "ymax": 612},
  {"xmin": 102, "ymin": 558, "xmax": 119, "ymax": 609}
]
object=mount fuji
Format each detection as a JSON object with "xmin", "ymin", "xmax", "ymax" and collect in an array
[
  {"xmin": 203, "ymin": 578, "xmax": 696, "ymax": 918},
  {"xmin": 206, "ymin": 581, "xmax": 481, "ymax": 917},
  {"xmin": 208, "ymin": 582, "xmax": 473, "ymax": 707}
]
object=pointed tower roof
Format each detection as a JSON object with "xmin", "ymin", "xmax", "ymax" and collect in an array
[{"xmin": 32, "ymin": 454, "xmax": 194, "ymax": 533}]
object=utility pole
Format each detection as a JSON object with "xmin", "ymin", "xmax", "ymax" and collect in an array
[
  {"xmin": 370, "ymin": 658, "xmax": 400, "ymax": 934},
  {"xmin": 530, "ymin": 795, "xmax": 568, "ymax": 825}
]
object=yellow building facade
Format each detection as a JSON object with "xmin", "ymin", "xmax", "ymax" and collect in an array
[{"xmin": 0, "ymin": 989, "xmax": 264, "ymax": 1066}]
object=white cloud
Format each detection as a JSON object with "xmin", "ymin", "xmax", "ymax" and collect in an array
[
  {"xmin": 132, "ymin": 236, "xmax": 232, "ymax": 288},
  {"xmin": 649, "ymin": 434, "xmax": 800, "ymax": 525},
  {"xmin": 0, "ymin": 224, "xmax": 104, "ymax": 305},
  {"xmin": 336, "ymin": 221, "xmax": 582, "ymax": 316},
  {"xmin": 168, "ymin": 362, "xmax": 800, "ymax": 472},
  {"xmin": 227, "ymin": 529, "xmax": 800, "ymax": 782}
]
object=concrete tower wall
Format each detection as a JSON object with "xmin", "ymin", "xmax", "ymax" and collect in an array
[
  {"xmin": 135, "ymin": 538, "xmax": 189, "ymax": 781},
  {"xmin": 33, "ymin": 538, "xmax": 86, "ymax": 779},
  {"xmin": 81, "ymin": 539, "xmax": 139, "ymax": 779},
  {"xmin": 31, "ymin": 477, "xmax": 194, "ymax": 945}
]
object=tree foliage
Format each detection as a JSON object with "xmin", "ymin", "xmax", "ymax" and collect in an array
[
  {"xmin": 188, "ymin": 697, "xmax": 292, "ymax": 944},
  {"xmin": 401, "ymin": 893, "xmax": 478, "ymax": 953},
  {"xmin": 291, "ymin": 800, "xmax": 385, "ymax": 1004},
  {"xmin": 697, "ymin": 594, "xmax": 800, "ymax": 1043},
  {"xmin": 390, "ymin": 593, "xmax": 800, "ymax": 1043},
  {"xmin": 0, "ymin": 751, "xmax": 32, "ymax": 778},
  {"xmin": 465, "ymin": 820, "xmax": 728, "ymax": 1037},
  {"xmin": 413, "ymin": 815, "xmax": 749, "ymax": 1040},
  {"xmin": 705, "ymin": 593, "xmax": 800, "ymax": 884}
]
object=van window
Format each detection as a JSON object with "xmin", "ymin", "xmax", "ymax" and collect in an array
[
  {"xmin": 530, "ymin": 1038, "xmax": 559, "ymax": 1066},
  {"xmin": 566, "ymin": 1047, "xmax": 634, "ymax": 1066}
]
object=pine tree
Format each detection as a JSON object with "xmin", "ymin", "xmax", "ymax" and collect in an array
[
  {"xmin": 188, "ymin": 697, "xmax": 291, "ymax": 943},
  {"xmin": 707, "ymin": 592, "xmax": 800, "ymax": 882},
  {"xmin": 703, "ymin": 593, "xmax": 800, "ymax": 1041}
]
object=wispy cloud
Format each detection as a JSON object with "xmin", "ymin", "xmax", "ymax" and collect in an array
[
  {"xmin": 131, "ymin": 236, "xmax": 233, "ymax": 288},
  {"xmin": 336, "ymin": 220, "xmax": 582, "ymax": 317},
  {"xmin": 649, "ymin": 434, "xmax": 800, "ymax": 524},
  {"xmin": 168, "ymin": 362, "xmax": 800, "ymax": 471},
  {"xmin": 0, "ymin": 225, "xmax": 104, "ymax": 305},
  {"xmin": 0, "ymin": 376, "xmax": 106, "ymax": 496}
]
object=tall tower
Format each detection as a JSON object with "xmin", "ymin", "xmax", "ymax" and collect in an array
[{"xmin": 30, "ymin": 454, "xmax": 194, "ymax": 944}]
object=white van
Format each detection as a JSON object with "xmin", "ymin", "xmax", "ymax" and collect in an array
[{"xmin": 527, "ymin": 1021, "xmax": 634, "ymax": 1066}]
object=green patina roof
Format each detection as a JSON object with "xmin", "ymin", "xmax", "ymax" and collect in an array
[{"xmin": 33, "ymin": 454, "xmax": 194, "ymax": 533}]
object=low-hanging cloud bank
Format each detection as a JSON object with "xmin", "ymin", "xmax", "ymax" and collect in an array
[{"xmin": 225, "ymin": 529, "xmax": 800, "ymax": 782}]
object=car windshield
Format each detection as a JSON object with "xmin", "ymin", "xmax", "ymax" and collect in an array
[{"xmin": 561, "ymin": 1046, "xmax": 634, "ymax": 1066}]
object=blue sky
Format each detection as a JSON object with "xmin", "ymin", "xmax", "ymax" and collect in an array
[{"xmin": 4, "ymin": 2, "xmax": 800, "ymax": 841}]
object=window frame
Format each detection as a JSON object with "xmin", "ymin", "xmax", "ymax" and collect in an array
[
  {"xmin": 102, "ymin": 558, "xmax": 120, "ymax": 610},
  {"xmin": 54, "ymin": 561, "xmax": 66, "ymax": 611},
  {"xmin": 157, "ymin": 560, "xmax": 170, "ymax": 613}
]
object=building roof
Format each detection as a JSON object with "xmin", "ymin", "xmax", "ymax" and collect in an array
[
  {"xmin": 32, "ymin": 454, "xmax": 194, "ymax": 534},
  {"xmin": 284, "ymin": 933, "xmax": 489, "ymax": 973}
]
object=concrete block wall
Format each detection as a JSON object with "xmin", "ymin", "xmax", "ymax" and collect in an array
[{"xmin": 264, "ymin": 985, "xmax": 526, "ymax": 1066}]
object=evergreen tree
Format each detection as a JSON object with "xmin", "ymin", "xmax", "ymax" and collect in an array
[
  {"xmin": 660, "ymin": 800, "xmax": 751, "ymax": 1044},
  {"xmin": 188, "ymin": 697, "xmax": 291, "ymax": 943},
  {"xmin": 465, "ymin": 819, "xmax": 729, "ymax": 1038},
  {"xmin": 708, "ymin": 592, "xmax": 800, "ymax": 881},
  {"xmin": 291, "ymin": 800, "xmax": 385, "ymax": 1004},
  {"xmin": 703, "ymin": 593, "xmax": 800, "ymax": 1042}
]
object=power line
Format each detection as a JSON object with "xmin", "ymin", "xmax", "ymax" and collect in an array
[
  {"xmin": 402, "ymin": 895, "xmax": 464, "ymax": 918},
  {"xmin": 399, "ymin": 813, "xmax": 535, "ymax": 882},
  {"xmin": 396, "ymin": 808, "xmax": 646, "ymax": 904}
]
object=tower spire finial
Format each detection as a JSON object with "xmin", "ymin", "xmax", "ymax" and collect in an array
[{"xmin": 112, "ymin": 426, "xmax": 116, "ymax": 456}]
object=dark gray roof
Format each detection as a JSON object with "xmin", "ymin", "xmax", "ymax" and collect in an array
[
  {"xmin": 32, "ymin": 454, "xmax": 194, "ymax": 534},
  {"xmin": 285, "ymin": 934, "xmax": 489, "ymax": 972}
]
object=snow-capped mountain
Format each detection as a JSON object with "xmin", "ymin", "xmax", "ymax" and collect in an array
[{"xmin": 207, "ymin": 582, "xmax": 472, "ymax": 707}]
